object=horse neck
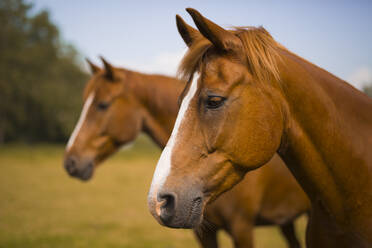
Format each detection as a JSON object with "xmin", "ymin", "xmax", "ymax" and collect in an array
[
  {"xmin": 277, "ymin": 50, "xmax": 372, "ymax": 223},
  {"xmin": 127, "ymin": 71, "xmax": 183, "ymax": 148}
]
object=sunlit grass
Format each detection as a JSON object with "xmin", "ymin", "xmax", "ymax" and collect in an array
[{"xmin": 0, "ymin": 136, "xmax": 306, "ymax": 247}]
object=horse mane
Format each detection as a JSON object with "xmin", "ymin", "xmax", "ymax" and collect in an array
[{"xmin": 177, "ymin": 26, "xmax": 282, "ymax": 83}]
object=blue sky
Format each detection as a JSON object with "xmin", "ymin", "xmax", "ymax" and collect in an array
[{"xmin": 31, "ymin": 0, "xmax": 372, "ymax": 88}]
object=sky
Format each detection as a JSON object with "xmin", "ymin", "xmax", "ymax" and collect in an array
[{"xmin": 31, "ymin": 0, "xmax": 372, "ymax": 89}]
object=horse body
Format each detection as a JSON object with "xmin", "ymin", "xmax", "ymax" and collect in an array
[
  {"xmin": 148, "ymin": 9, "xmax": 372, "ymax": 247},
  {"xmin": 64, "ymin": 58, "xmax": 309, "ymax": 247}
]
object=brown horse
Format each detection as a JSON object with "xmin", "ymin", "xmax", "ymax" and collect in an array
[
  {"xmin": 64, "ymin": 58, "xmax": 309, "ymax": 247},
  {"xmin": 147, "ymin": 8, "xmax": 372, "ymax": 248},
  {"xmin": 64, "ymin": 58, "xmax": 180, "ymax": 180}
]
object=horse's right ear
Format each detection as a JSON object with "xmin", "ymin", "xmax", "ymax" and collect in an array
[
  {"xmin": 86, "ymin": 58, "xmax": 100, "ymax": 74},
  {"xmin": 186, "ymin": 8, "xmax": 242, "ymax": 52},
  {"xmin": 176, "ymin": 15, "xmax": 202, "ymax": 47},
  {"xmin": 100, "ymin": 56, "xmax": 116, "ymax": 81}
]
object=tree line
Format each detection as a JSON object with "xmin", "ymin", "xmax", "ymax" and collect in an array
[
  {"xmin": 0, "ymin": 0, "xmax": 88, "ymax": 143},
  {"xmin": 364, "ymin": 85, "xmax": 372, "ymax": 98}
]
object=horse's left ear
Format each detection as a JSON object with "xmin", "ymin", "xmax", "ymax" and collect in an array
[
  {"xmin": 100, "ymin": 56, "xmax": 116, "ymax": 81},
  {"xmin": 186, "ymin": 8, "xmax": 242, "ymax": 52},
  {"xmin": 86, "ymin": 58, "xmax": 100, "ymax": 74},
  {"xmin": 176, "ymin": 14, "xmax": 202, "ymax": 47}
]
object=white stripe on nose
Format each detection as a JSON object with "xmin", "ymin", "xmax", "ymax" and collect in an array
[
  {"xmin": 148, "ymin": 73, "xmax": 199, "ymax": 199},
  {"xmin": 66, "ymin": 93, "xmax": 95, "ymax": 151}
]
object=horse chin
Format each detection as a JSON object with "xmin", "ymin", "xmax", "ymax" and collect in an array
[
  {"xmin": 184, "ymin": 197, "xmax": 205, "ymax": 228},
  {"xmin": 79, "ymin": 164, "xmax": 94, "ymax": 181}
]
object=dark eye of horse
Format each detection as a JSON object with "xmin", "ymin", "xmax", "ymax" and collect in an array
[
  {"xmin": 97, "ymin": 102, "xmax": 110, "ymax": 111},
  {"xmin": 205, "ymin": 96, "xmax": 226, "ymax": 109}
]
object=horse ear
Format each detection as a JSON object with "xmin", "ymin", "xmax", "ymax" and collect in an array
[
  {"xmin": 86, "ymin": 58, "xmax": 100, "ymax": 74},
  {"xmin": 186, "ymin": 8, "xmax": 242, "ymax": 52},
  {"xmin": 176, "ymin": 15, "xmax": 202, "ymax": 47},
  {"xmin": 100, "ymin": 56, "xmax": 115, "ymax": 81}
]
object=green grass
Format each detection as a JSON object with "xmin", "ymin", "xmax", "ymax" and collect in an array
[{"xmin": 0, "ymin": 136, "xmax": 306, "ymax": 247}]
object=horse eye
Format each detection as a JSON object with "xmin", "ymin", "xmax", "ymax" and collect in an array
[
  {"xmin": 205, "ymin": 96, "xmax": 226, "ymax": 109},
  {"xmin": 97, "ymin": 102, "xmax": 110, "ymax": 111}
]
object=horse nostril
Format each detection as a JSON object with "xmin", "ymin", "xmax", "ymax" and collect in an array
[
  {"xmin": 64, "ymin": 157, "xmax": 77, "ymax": 175},
  {"xmin": 157, "ymin": 192, "xmax": 177, "ymax": 224}
]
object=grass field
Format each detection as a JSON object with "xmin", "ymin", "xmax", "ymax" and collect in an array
[{"xmin": 0, "ymin": 136, "xmax": 307, "ymax": 248}]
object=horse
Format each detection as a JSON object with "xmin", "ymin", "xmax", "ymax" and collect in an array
[
  {"xmin": 147, "ymin": 9, "xmax": 372, "ymax": 248},
  {"xmin": 64, "ymin": 58, "xmax": 309, "ymax": 248}
]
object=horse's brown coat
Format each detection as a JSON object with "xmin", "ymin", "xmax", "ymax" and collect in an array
[
  {"xmin": 64, "ymin": 58, "xmax": 309, "ymax": 248},
  {"xmin": 148, "ymin": 9, "xmax": 372, "ymax": 248}
]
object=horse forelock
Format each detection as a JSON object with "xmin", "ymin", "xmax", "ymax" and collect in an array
[
  {"xmin": 177, "ymin": 26, "xmax": 282, "ymax": 84},
  {"xmin": 82, "ymin": 68, "xmax": 129, "ymax": 101}
]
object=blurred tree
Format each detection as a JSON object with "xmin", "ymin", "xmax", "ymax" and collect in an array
[
  {"xmin": 0, "ymin": 0, "xmax": 88, "ymax": 143},
  {"xmin": 363, "ymin": 83, "xmax": 372, "ymax": 98}
]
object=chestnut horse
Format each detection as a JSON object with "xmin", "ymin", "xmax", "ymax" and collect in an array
[
  {"xmin": 64, "ymin": 58, "xmax": 309, "ymax": 248},
  {"xmin": 147, "ymin": 9, "xmax": 372, "ymax": 248}
]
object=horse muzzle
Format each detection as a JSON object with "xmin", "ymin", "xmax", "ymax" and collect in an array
[
  {"xmin": 148, "ymin": 186, "xmax": 205, "ymax": 229},
  {"xmin": 63, "ymin": 155, "xmax": 94, "ymax": 181}
]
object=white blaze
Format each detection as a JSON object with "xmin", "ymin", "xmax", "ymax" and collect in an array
[
  {"xmin": 66, "ymin": 93, "xmax": 95, "ymax": 151},
  {"xmin": 148, "ymin": 74, "xmax": 199, "ymax": 198}
]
